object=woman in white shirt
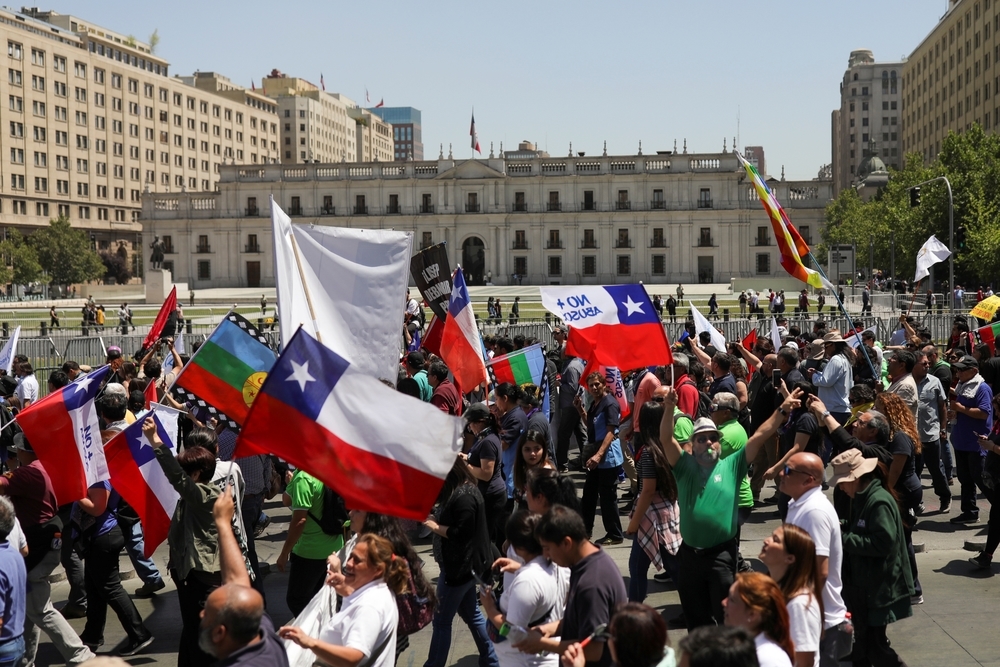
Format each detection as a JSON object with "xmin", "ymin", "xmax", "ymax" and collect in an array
[
  {"xmin": 723, "ymin": 572, "xmax": 795, "ymax": 667},
  {"xmin": 480, "ymin": 510, "xmax": 565, "ymax": 667},
  {"xmin": 280, "ymin": 534, "xmax": 409, "ymax": 667},
  {"xmin": 759, "ymin": 524, "xmax": 823, "ymax": 667}
]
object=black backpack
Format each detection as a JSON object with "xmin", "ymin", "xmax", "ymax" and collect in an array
[
  {"xmin": 0, "ymin": 404, "xmax": 21, "ymax": 454},
  {"xmin": 683, "ymin": 379, "xmax": 713, "ymax": 420},
  {"xmin": 307, "ymin": 486, "xmax": 349, "ymax": 537}
]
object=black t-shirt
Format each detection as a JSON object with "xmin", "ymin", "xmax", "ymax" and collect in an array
[
  {"xmin": 709, "ymin": 373, "xmax": 737, "ymax": 398},
  {"xmin": 889, "ymin": 431, "xmax": 922, "ymax": 493},
  {"xmin": 468, "ymin": 431, "xmax": 506, "ymax": 500},
  {"xmin": 747, "ymin": 372, "xmax": 777, "ymax": 436},
  {"xmin": 779, "ymin": 411, "xmax": 823, "ymax": 457},
  {"xmin": 979, "ymin": 357, "xmax": 1000, "ymax": 393},
  {"xmin": 930, "ymin": 362, "xmax": 953, "ymax": 389},
  {"xmin": 559, "ymin": 548, "xmax": 628, "ymax": 667},
  {"xmin": 215, "ymin": 614, "xmax": 290, "ymax": 667}
]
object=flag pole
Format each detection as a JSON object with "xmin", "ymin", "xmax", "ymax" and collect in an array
[
  {"xmin": 806, "ymin": 251, "xmax": 879, "ymax": 379},
  {"xmin": 289, "ymin": 231, "xmax": 322, "ymax": 344},
  {"xmin": 906, "ymin": 280, "xmax": 921, "ymax": 318}
]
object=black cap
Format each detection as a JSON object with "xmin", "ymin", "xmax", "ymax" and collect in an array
[
  {"xmin": 464, "ymin": 402, "xmax": 491, "ymax": 423},
  {"xmin": 952, "ymin": 355, "xmax": 979, "ymax": 371}
]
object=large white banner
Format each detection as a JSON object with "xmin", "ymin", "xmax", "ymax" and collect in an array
[
  {"xmin": 0, "ymin": 326, "xmax": 20, "ymax": 374},
  {"xmin": 271, "ymin": 197, "xmax": 412, "ymax": 381}
]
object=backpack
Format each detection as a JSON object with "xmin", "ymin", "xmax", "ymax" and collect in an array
[
  {"xmin": 0, "ymin": 404, "xmax": 20, "ymax": 454},
  {"xmin": 307, "ymin": 486, "xmax": 349, "ymax": 537},
  {"xmin": 417, "ymin": 303, "xmax": 426, "ymax": 328},
  {"xmin": 682, "ymin": 379, "xmax": 713, "ymax": 420}
]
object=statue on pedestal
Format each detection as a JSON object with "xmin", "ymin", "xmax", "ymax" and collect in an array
[{"xmin": 149, "ymin": 236, "xmax": 164, "ymax": 269}]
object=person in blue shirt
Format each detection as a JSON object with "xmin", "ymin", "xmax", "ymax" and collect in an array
[{"xmin": 0, "ymin": 496, "xmax": 26, "ymax": 667}]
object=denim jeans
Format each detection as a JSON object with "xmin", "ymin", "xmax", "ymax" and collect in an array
[
  {"xmin": 0, "ymin": 635, "xmax": 24, "ymax": 667},
  {"xmin": 423, "ymin": 578, "xmax": 498, "ymax": 667},
  {"xmin": 921, "ymin": 439, "xmax": 952, "ymax": 503},
  {"xmin": 628, "ymin": 538, "xmax": 678, "ymax": 602},
  {"xmin": 942, "ymin": 434, "xmax": 955, "ymax": 479},
  {"xmin": 117, "ymin": 512, "xmax": 163, "ymax": 586},
  {"xmin": 21, "ymin": 547, "xmax": 94, "ymax": 667}
]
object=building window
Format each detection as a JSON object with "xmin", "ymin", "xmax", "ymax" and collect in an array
[
  {"xmin": 798, "ymin": 226, "xmax": 811, "ymax": 244},
  {"xmin": 698, "ymin": 188, "xmax": 712, "ymax": 208},
  {"xmin": 617, "ymin": 255, "xmax": 631, "ymax": 276},
  {"xmin": 514, "ymin": 257, "xmax": 527, "ymax": 277},
  {"xmin": 197, "ymin": 260, "xmax": 211, "ymax": 280},
  {"xmin": 616, "ymin": 228, "xmax": 631, "ymax": 248},
  {"xmin": 514, "ymin": 230, "xmax": 528, "ymax": 250},
  {"xmin": 652, "ymin": 255, "xmax": 666, "ymax": 275},
  {"xmin": 616, "ymin": 189, "xmax": 630, "ymax": 210},
  {"xmin": 514, "ymin": 191, "xmax": 526, "ymax": 212},
  {"xmin": 651, "ymin": 189, "xmax": 665, "ymax": 209},
  {"xmin": 421, "ymin": 193, "xmax": 433, "ymax": 213},
  {"xmin": 756, "ymin": 226, "xmax": 769, "ymax": 246},
  {"xmin": 547, "ymin": 256, "xmax": 562, "ymax": 277},
  {"xmin": 355, "ymin": 195, "xmax": 367, "ymax": 215},
  {"xmin": 699, "ymin": 228, "xmax": 712, "ymax": 247},
  {"xmin": 388, "ymin": 193, "xmax": 399, "ymax": 214},
  {"xmin": 583, "ymin": 229, "xmax": 597, "ymax": 249},
  {"xmin": 651, "ymin": 228, "xmax": 665, "ymax": 248},
  {"xmin": 290, "ymin": 196, "xmax": 302, "ymax": 216},
  {"xmin": 465, "ymin": 192, "xmax": 479, "ymax": 213},
  {"xmin": 548, "ymin": 229, "xmax": 562, "ymax": 249},
  {"xmin": 246, "ymin": 234, "xmax": 259, "ymax": 253},
  {"xmin": 322, "ymin": 195, "xmax": 334, "ymax": 215},
  {"xmin": 548, "ymin": 191, "xmax": 561, "ymax": 211},
  {"xmin": 756, "ymin": 254, "xmax": 770, "ymax": 274},
  {"xmin": 583, "ymin": 190, "xmax": 595, "ymax": 211},
  {"xmin": 197, "ymin": 235, "xmax": 210, "ymax": 253},
  {"xmin": 582, "ymin": 256, "xmax": 597, "ymax": 276}
]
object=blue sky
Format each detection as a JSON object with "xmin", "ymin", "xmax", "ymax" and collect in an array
[{"xmin": 76, "ymin": 0, "xmax": 947, "ymax": 180}]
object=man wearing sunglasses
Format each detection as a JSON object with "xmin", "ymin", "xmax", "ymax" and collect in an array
[{"xmin": 658, "ymin": 386, "xmax": 802, "ymax": 630}]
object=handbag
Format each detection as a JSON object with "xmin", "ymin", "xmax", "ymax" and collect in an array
[{"xmin": 396, "ymin": 565, "xmax": 434, "ymax": 636}]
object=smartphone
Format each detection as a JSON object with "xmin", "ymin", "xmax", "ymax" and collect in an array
[{"xmin": 772, "ymin": 369, "xmax": 782, "ymax": 385}]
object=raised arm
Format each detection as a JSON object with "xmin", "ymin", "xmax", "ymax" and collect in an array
[
  {"xmin": 744, "ymin": 388, "xmax": 802, "ymax": 463},
  {"xmin": 658, "ymin": 387, "xmax": 683, "ymax": 468},
  {"xmin": 214, "ymin": 481, "xmax": 251, "ymax": 587},
  {"xmin": 688, "ymin": 343, "xmax": 711, "ymax": 367},
  {"xmin": 735, "ymin": 342, "xmax": 762, "ymax": 370}
]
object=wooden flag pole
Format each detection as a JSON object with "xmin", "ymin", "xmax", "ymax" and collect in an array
[
  {"xmin": 905, "ymin": 280, "xmax": 921, "ymax": 318},
  {"xmin": 289, "ymin": 228, "xmax": 322, "ymax": 343}
]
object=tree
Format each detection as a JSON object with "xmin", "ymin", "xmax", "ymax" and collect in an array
[
  {"xmin": 100, "ymin": 249, "xmax": 131, "ymax": 285},
  {"xmin": 0, "ymin": 230, "xmax": 44, "ymax": 286},
  {"xmin": 30, "ymin": 216, "xmax": 105, "ymax": 286}
]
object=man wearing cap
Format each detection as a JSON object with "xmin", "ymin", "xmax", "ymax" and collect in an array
[
  {"xmin": 709, "ymin": 392, "xmax": 754, "ymax": 572},
  {"xmin": 106, "ymin": 346, "xmax": 126, "ymax": 385},
  {"xmin": 781, "ymin": 452, "xmax": 853, "ymax": 667},
  {"xmin": 404, "ymin": 351, "xmax": 432, "ymax": 402},
  {"xmin": 0, "ymin": 434, "xmax": 94, "ymax": 666},
  {"xmin": 950, "ymin": 354, "xmax": 993, "ymax": 524},
  {"xmin": 659, "ymin": 385, "xmax": 801, "ymax": 629},
  {"xmin": 808, "ymin": 332, "xmax": 855, "ymax": 461},
  {"xmin": 802, "ymin": 339, "xmax": 827, "ymax": 375}
]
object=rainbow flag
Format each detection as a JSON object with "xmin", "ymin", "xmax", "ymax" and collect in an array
[
  {"xmin": 977, "ymin": 321, "xmax": 1000, "ymax": 353},
  {"xmin": 173, "ymin": 312, "xmax": 277, "ymax": 425},
  {"xmin": 487, "ymin": 344, "xmax": 549, "ymax": 418},
  {"xmin": 737, "ymin": 152, "xmax": 834, "ymax": 291}
]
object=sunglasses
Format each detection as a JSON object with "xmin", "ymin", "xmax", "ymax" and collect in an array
[
  {"xmin": 783, "ymin": 465, "xmax": 814, "ymax": 479},
  {"xmin": 652, "ymin": 396, "xmax": 665, "ymax": 403},
  {"xmin": 693, "ymin": 433, "xmax": 720, "ymax": 444}
]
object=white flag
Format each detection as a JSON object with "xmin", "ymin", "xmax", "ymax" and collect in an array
[
  {"xmin": 849, "ymin": 324, "xmax": 877, "ymax": 349},
  {"xmin": 770, "ymin": 317, "xmax": 782, "ymax": 352},
  {"xmin": 688, "ymin": 301, "xmax": 726, "ymax": 352},
  {"xmin": 271, "ymin": 197, "xmax": 413, "ymax": 381},
  {"xmin": 914, "ymin": 235, "xmax": 951, "ymax": 283},
  {"xmin": 0, "ymin": 326, "xmax": 20, "ymax": 374}
]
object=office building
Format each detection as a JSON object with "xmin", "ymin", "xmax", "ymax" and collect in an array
[
  {"xmin": 141, "ymin": 149, "xmax": 831, "ymax": 289},
  {"xmin": 831, "ymin": 49, "xmax": 904, "ymax": 194},
  {"xmin": 370, "ymin": 106, "xmax": 422, "ymax": 160}
]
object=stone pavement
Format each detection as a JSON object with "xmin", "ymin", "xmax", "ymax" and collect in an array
[{"xmin": 33, "ymin": 473, "xmax": 1000, "ymax": 666}]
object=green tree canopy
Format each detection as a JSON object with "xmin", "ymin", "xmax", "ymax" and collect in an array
[
  {"xmin": 0, "ymin": 230, "xmax": 43, "ymax": 286},
  {"xmin": 29, "ymin": 216, "xmax": 105, "ymax": 286},
  {"xmin": 822, "ymin": 124, "xmax": 1000, "ymax": 288}
]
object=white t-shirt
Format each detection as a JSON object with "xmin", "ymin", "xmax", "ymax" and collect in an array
[
  {"xmin": 787, "ymin": 592, "xmax": 821, "ymax": 667},
  {"xmin": 15, "ymin": 374, "xmax": 38, "ymax": 406},
  {"xmin": 754, "ymin": 633, "xmax": 792, "ymax": 667},
  {"xmin": 319, "ymin": 579, "xmax": 398, "ymax": 667},
  {"xmin": 6, "ymin": 517, "xmax": 25, "ymax": 552},
  {"xmin": 495, "ymin": 556, "xmax": 564, "ymax": 667},
  {"xmin": 786, "ymin": 486, "xmax": 848, "ymax": 628}
]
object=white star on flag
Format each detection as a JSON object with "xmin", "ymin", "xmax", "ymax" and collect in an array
[
  {"xmin": 622, "ymin": 295, "xmax": 645, "ymax": 317},
  {"xmin": 286, "ymin": 360, "xmax": 316, "ymax": 392},
  {"xmin": 73, "ymin": 375, "xmax": 95, "ymax": 394}
]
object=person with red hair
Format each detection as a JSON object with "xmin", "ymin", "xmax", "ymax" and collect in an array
[{"xmin": 723, "ymin": 572, "xmax": 794, "ymax": 667}]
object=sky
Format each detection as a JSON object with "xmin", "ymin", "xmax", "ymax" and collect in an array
[{"xmin": 73, "ymin": 0, "xmax": 951, "ymax": 180}]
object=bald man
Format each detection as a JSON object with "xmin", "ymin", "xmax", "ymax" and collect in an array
[
  {"xmin": 781, "ymin": 452, "xmax": 852, "ymax": 667},
  {"xmin": 202, "ymin": 486, "xmax": 289, "ymax": 666}
]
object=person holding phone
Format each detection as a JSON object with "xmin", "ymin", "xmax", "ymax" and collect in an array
[{"xmin": 970, "ymin": 420, "xmax": 1000, "ymax": 569}]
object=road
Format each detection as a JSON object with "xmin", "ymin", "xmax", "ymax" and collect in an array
[{"xmin": 33, "ymin": 470, "xmax": 1000, "ymax": 667}]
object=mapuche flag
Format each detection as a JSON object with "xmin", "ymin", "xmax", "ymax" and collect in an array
[
  {"xmin": 487, "ymin": 343, "xmax": 550, "ymax": 418},
  {"xmin": 978, "ymin": 322, "xmax": 1000, "ymax": 354},
  {"xmin": 173, "ymin": 312, "xmax": 277, "ymax": 425}
]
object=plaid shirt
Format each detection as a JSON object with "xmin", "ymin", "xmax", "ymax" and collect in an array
[
  {"xmin": 631, "ymin": 496, "xmax": 681, "ymax": 570},
  {"xmin": 218, "ymin": 427, "xmax": 271, "ymax": 496}
]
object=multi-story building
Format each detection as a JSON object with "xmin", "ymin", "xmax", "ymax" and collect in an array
[
  {"xmin": 370, "ymin": 106, "xmax": 423, "ymax": 160},
  {"xmin": 831, "ymin": 49, "xmax": 904, "ymax": 194},
  {"xmin": 262, "ymin": 73, "xmax": 357, "ymax": 164},
  {"xmin": 0, "ymin": 7, "xmax": 279, "ymax": 258},
  {"xmin": 743, "ymin": 146, "xmax": 767, "ymax": 176},
  {"xmin": 140, "ymin": 151, "xmax": 831, "ymax": 289},
  {"xmin": 903, "ymin": 0, "xmax": 998, "ymax": 162},
  {"xmin": 347, "ymin": 107, "xmax": 394, "ymax": 163}
]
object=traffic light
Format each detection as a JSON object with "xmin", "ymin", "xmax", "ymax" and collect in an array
[
  {"xmin": 909, "ymin": 186, "xmax": 921, "ymax": 207},
  {"xmin": 957, "ymin": 226, "xmax": 967, "ymax": 249}
]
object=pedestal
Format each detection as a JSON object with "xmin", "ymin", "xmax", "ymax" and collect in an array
[{"xmin": 145, "ymin": 268, "xmax": 173, "ymax": 304}]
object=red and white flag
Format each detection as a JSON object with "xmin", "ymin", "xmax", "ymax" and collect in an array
[
  {"xmin": 470, "ymin": 112, "xmax": 481, "ymax": 154},
  {"xmin": 143, "ymin": 376, "xmax": 159, "ymax": 409},
  {"xmin": 366, "ymin": 88, "xmax": 370, "ymax": 103},
  {"xmin": 375, "ymin": 98, "xmax": 384, "ymax": 108},
  {"xmin": 16, "ymin": 366, "xmax": 112, "ymax": 503},
  {"xmin": 320, "ymin": 73, "xmax": 325, "ymax": 91},
  {"xmin": 104, "ymin": 407, "xmax": 181, "ymax": 557},
  {"xmin": 235, "ymin": 328, "xmax": 464, "ymax": 521},
  {"xmin": 441, "ymin": 268, "xmax": 487, "ymax": 393},
  {"xmin": 143, "ymin": 286, "xmax": 177, "ymax": 351}
]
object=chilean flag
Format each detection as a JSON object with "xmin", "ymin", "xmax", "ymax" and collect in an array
[
  {"xmin": 235, "ymin": 328, "xmax": 464, "ymax": 521},
  {"xmin": 143, "ymin": 285, "xmax": 177, "ymax": 351},
  {"xmin": 470, "ymin": 112, "xmax": 481, "ymax": 154},
  {"xmin": 144, "ymin": 377, "xmax": 159, "ymax": 409},
  {"xmin": 104, "ymin": 410, "xmax": 180, "ymax": 557},
  {"xmin": 16, "ymin": 365, "xmax": 112, "ymax": 504},
  {"xmin": 440, "ymin": 268, "xmax": 487, "ymax": 393},
  {"xmin": 541, "ymin": 284, "xmax": 672, "ymax": 372}
]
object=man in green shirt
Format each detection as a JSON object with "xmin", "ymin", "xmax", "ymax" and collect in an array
[
  {"xmin": 405, "ymin": 351, "xmax": 433, "ymax": 402},
  {"xmin": 710, "ymin": 392, "xmax": 754, "ymax": 573},
  {"xmin": 277, "ymin": 470, "xmax": 345, "ymax": 616},
  {"xmin": 660, "ymin": 385, "xmax": 801, "ymax": 630}
]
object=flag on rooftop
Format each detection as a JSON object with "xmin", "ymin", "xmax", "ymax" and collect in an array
[{"xmin": 470, "ymin": 111, "xmax": 481, "ymax": 154}]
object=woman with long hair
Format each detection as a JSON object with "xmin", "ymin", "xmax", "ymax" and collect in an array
[
  {"xmin": 519, "ymin": 384, "xmax": 550, "ymax": 453},
  {"xmin": 830, "ymin": 450, "xmax": 913, "ymax": 667},
  {"xmin": 463, "ymin": 403, "xmax": 508, "ymax": 549},
  {"xmin": 524, "ymin": 468, "xmax": 580, "ymax": 516},
  {"xmin": 759, "ymin": 525, "xmax": 823, "ymax": 667},
  {"xmin": 514, "ymin": 430, "xmax": 556, "ymax": 505},
  {"xmin": 563, "ymin": 602, "xmax": 675, "ymax": 667},
  {"xmin": 423, "ymin": 457, "xmax": 499, "ymax": 667},
  {"xmin": 280, "ymin": 534, "xmax": 409, "ymax": 667},
  {"xmin": 723, "ymin": 572, "xmax": 794, "ymax": 667},
  {"xmin": 874, "ymin": 392, "xmax": 924, "ymax": 604},
  {"xmin": 576, "ymin": 372, "xmax": 625, "ymax": 545},
  {"xmin": 625, "ymin": 401, "xmax": 681, "ymax": 603},
  {"xmin": 495, "ymin": 383, "xmax": 529, "ymax": 549}
]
